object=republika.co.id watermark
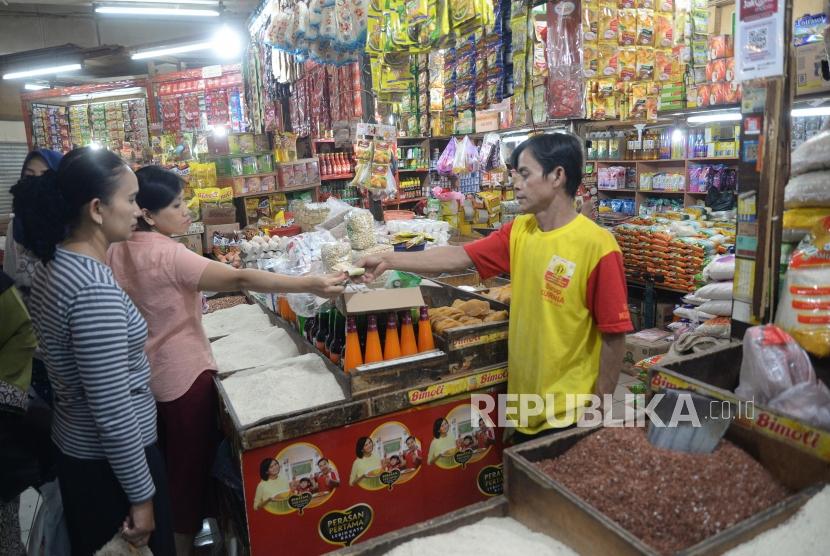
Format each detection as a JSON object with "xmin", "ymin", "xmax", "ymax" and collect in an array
[{"xmin": 472, "ymin": 393, "xmax": 755, "ymax": 428}]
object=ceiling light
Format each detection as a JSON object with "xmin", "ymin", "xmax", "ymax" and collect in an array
[
  {"xmin": 791, "ymin": 106, "xmax": 830, "ymax": 118},
  {"xmin": 132, "ymin": 41, "xmax": 213, "ymax": 60},
  {"xmin": 95, "ymin": 6, "xmax": 219, "ymax": 16},
  {"xmin": 3, "ymin": 63, "xmax": 82, "ymax": 80},
  {"xmin": 68, "ymin": 87, "xmax": 145, "ymax": 101},
  {"xmin": 686, "ymin": 112, "xmax": 742, "ymax": 124},
  {"xmin": 212, "ymin": 26, "xmax": 243, "ymax": 60},
  {"xmin": 24, "ymin": 83, "xmax": 49, "ymax": 91}
]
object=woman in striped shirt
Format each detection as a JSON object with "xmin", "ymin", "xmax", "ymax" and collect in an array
[{"xmin": 18, "ymin": 147, "xmax": 175, "ymax": 555}]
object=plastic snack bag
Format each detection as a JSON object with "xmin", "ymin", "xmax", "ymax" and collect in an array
[
  {"xmin": 637, "ymin": 9, "xmax": 654, "ymax": 45},
  {"xmin": 618, "ymin": 8, "xmax": 637, "ymax": 45},
  {"xmin": 736, "ymin": 325, "xmax": 830, "ymax": 428},
  {"xmin": 437, "ymin": 137, "xmax": 457, "ymax": 175}
]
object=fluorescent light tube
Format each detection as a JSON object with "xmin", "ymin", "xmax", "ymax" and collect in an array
[
  {"xmin": 791, "ymin": 106, "xmax": 830, "ymax": 118},
  {"xmin": 686, "ymin": 112, "xmax": 742, "ymax": 123},
  {"xmin": 3, "ymin": 63, "xmax": 82, "ymax": 80},
  {"xmin": 132, "ymin": 42, "xmax": 212, "ymax": 60},
  {"xmin": 96, "ymin": 6, "xmax": 219, "ymax": 16},
  {"xmin": 24, "ymin": 83, "xmax": 49, "ymax": 90}
]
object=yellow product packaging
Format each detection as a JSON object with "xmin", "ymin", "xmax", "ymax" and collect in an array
[
  {"xmin": 583, "ymin": 1, "xmax": 599, "ymax": 41},
  {"xmin": 450, "ymin": 0, "xmax": 478, "ymax": 31},
  {"xmin": 598, "ymin": 42, "xmax": 619, "ymax": 77},
  {"xmin": 511, "ymin": 15, "xmax": 528, "ymax": 52},
  {"xmin": 618, "ymin": 0, "xmax": 635, "ymax": 7},
  {"xmin": 630, "ymin": 82, "xmax": 649, "ymax": 119},
  {"xmin": 636, "ymin": 0, "xmax": 654, "ymax": 7},
  {"xmin": 636, "ymin": 47, "xmax": 655, "ymax": 80},
  {"xmin": 406, "ymin": 0, "xmax": 430, "ymax": 24},
  {"xmin": 783, "ymin": 208, "xmax": 830, "ymax": 232},
  {"xmin": 654, "ymin": 13, "xmax": 673, "ymax": 48},
  {"xmin": 654, "ymin": 48, "xmax": 673, "ymax": 81},
  {"xmin": 591, "ymin": 91, "xmax": 617, "ymax": 119},
  {"xmin": 366, "ymin": 13, "xmax": 384, "ymax": 54},
  {"xmin": 583, "ymin": 42, "xmax": 599, "ymax": 78},
  {"xmin": 599, "ymin": 2, "xmax": 619, "ymax": 41},
  {"xmin": 187, "ymin": 196, "xmax": 201, "ymax": 222},
  {"xmin": 618, "ymin": 8, "xmax": 637, "ymax": 45},
  {"xmin": 513, "ymin": 52, "xmax": 527, "ymax": 89},
  {"xmin": 195, "ymin": 187, "xmax": 221, "ymax": 204},
  {"xmin": 637, "ymin": 9, "xmax": 654, "ymax": 45},
  {"xmin": 657, "ymin": 0, "xmax": 673, "ymax": 12},
  {"xmin": 369, "ymin": 164, "xmax": 389, "ymax": 190},
  {"xmin": 619, "ymin": 47, "xmax": 637, "ymax": 81}
]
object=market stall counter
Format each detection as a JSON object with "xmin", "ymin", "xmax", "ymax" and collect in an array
[{"xmin": 213, "ymin": 293, "xmax": 508, "ymax": 555}]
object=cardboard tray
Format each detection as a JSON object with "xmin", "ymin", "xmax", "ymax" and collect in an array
[
  {"xmin": 650, "ymin": 343, "xmax": 830, "ymax": 462},
  {"xmin": 421, "ymin": 280, "xmax": 510, "ymax": 373},
  {"xmin": 504, "ymin": 425, "xmax": 830, "ymax": 556}
]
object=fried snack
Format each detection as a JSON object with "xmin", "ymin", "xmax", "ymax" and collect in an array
[
  {"xmin": 458, "ymin": 299, "xmax": 491, "ymax": 317},
  {"xmin": 434, "ymin": 319, "xmax": 463, "ymax": 333},
  {"xmin": 483, "ymin": 310, "xmax": 509, "ymax": 322},
  {"xmin": 452, "ymin": 299, "xmax": 466, "ymax": 308}
]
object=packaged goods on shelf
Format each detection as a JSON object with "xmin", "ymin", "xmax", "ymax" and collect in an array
[{"xmin": 613, "ymin": 216, "xmax": 733, "ymax": 292}]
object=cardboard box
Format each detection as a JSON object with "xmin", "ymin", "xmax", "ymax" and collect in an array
[
  {"xmin": 796, "ymin": 42, "xmax": 830, "ymax": 96},
  {"xmin": 622, "ymin": 328, "xmax": 673, "ymax": 374},
  {"xmin": 202, "ymin": 223, "xmax": 240, "ymax": 252},
  {"xmin": 654, "ymin": 302, "xmax": 676, "ymax": 329},
  {"xmin": 174, "ymin": 233, "xmax": 202, "ymax": 255},
  {"xmin": 200, "ymin": 205, "xmax": 237, "ymax": 225}
]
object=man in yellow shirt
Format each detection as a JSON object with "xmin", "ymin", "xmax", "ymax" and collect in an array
[{"xmin": 358, "ymin": 133, "xmax": 633, "ymax": 443}]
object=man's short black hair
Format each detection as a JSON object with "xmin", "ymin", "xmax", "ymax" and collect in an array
[{"xmin": 510, "ymin": 132, "xmax": 584, "ymax": 198}]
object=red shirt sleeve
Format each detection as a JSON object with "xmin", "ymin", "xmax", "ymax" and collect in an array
[
  {"xmin": 586, "ymin": 251, "xmax": 634, "ymax": 334},
  {"xmin": 462, "ymin": 221, "xmax": 513, "ymax": 279}
]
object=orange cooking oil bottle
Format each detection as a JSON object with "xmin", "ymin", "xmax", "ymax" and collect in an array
[
  {"xmin": 344, "ymin": 316, "xmax": 363, "ymax": 373},
  {"xmin": 383, "ymin": 313, "xmax": 401, "ymax": 360},
  {"xmin": 417, "ymin": 306, "xmax": 435, "ymax": 352},
  {"xmin": 400, "ymin": 311, "xmax": 418, "ymax": 356},
  {"xmin": 364, "ymin": 314, "xmax": 383, "ymax": 364}
]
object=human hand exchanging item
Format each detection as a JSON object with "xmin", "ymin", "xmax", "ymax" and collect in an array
[
  {"xmin": 354, "ymin": 254, "xmax": 390, "ymax": 283},
  {"xmin": 302, "ymin": 272, "xmax": 348, "ymax": 298}
]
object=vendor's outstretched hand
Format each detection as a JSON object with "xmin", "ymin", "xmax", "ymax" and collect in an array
[
  {"xmin": 355, "ymin": 255, "xmax": 388, "ymax": 283},
  {"xmin": 304, "ymin": 272, "xmax": 348, "ymax": 298}
]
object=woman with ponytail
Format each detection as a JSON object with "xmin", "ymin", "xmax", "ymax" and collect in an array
[
  {"xmin": 107, "ymin": 165, "xmax": 345, "ymax": 554},
  {"xmin": 19, "ymin": 147, "xmax": 175, "ymax": 555}
]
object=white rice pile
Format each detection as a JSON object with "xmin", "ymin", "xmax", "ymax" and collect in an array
[
  {"xmin": 385, "ymin": 517, "xmax": 578, "ymax": 556},
  {"xmin": 725, "ymin": 485, "xmax": 830, "ymax": 556},
  {"xmin": 221, "ymin": 354, "xmax": 345, "ymax": 426},
  {"xmin": 211, "ymin": 327, "xmax": 300, "ymax": 375},
  {"xmin": 202, "ymin": 303, "xmax": 273, "ymax": 339}
]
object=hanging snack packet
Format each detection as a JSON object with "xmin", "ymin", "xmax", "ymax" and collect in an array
[
  {"xmin": 513, "ymin": 52, "xmax": 527, "ymax": 89},
  {"xmin": 583, "ymin": 42, "xmax": 599, "ymax": 77},
  {"xmin": 369, "ymin": 164, "xmax": 389, "ymax": 190},
  {"xmin": 583, "ymin": 2, "xmax": 599, "ymax": 41},
  {"xmin": 372, "ymin": 140, "xmax": 393, "ymax": 164},
  {"xmin": 599, "ymin": 2, "xmax": 619, "ymax": 41},
  {"xmin": 657, "ymin": 0, "xmax": 673, "ymax": 12},
  {"xmin": 618, "ymin": 9, "xmax": 637, "ymax": 45},
  {"xmin": 636, "ymin": 0, "xmax": 654, "ymax": 8},
  {"xmin": 619, "ymin": 47, "xmax": 637, "ymax": 81},
  {"xmin": 598, "ymin": 42, "xmax": 619, "ymax": 76},
  {"xmin": 636, "ymin": 47, "xmax": 655, "ymax": 80},
  {"xmin": 654, "ymin": 49, "xmax": 673, "ymax": 81},
  {"xmin": 637, "ymin": 9, "xmax": 654, "ymax": 45},
  {"xmin": 618, "ymin": 0, "xmax": 635, "ymax": 8},
  {"xmin": 355, "ymin": 139, "xmax": 374, "ymax": 163},
  {"xmin": 655, "ymin": 13, "xmax": 673, "ymax": 47}
]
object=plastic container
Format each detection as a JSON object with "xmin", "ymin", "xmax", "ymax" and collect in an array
[{"xmin": 394, "ymin": 242, "xmax": 427, "ymax": 252}]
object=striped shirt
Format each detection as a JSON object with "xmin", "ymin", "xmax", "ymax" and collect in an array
[{"xmin": 29, "ymin": 247, "xmax": 157, "ymax": 503}]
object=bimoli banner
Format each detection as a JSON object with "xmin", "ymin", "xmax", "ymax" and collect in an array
[{"xmin": 242, "ymin": 390, "xmax": 505, "ymax": 555}]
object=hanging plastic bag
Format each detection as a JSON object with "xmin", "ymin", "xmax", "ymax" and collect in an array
[
  {"xmin": 735, "ymin": 325, "xmax": 830, "ymax": 428},
  {"xmin": 464, "ymin": 135, "xmax": 480, "ymax": 173},
  {"xmin": 436, "ymin": 137, "xmax": 457, "ymax": 175},
  {"xmin": 546, "ymin": 0, "xmax": 585, "ymax": 118},
  {"xmin": 452, "ymin": 136, "xmax": 470, "ymax": 175}
]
